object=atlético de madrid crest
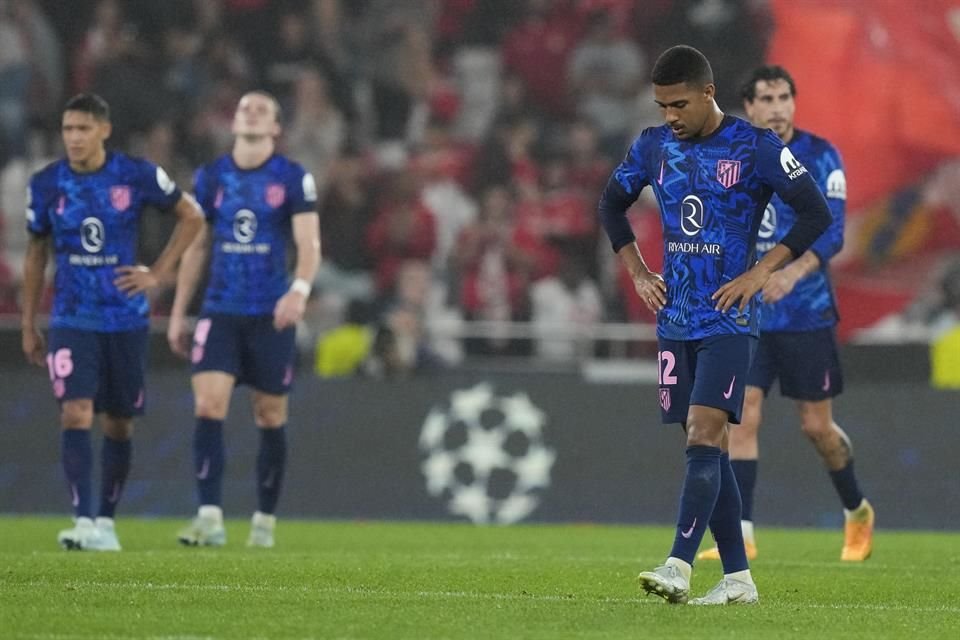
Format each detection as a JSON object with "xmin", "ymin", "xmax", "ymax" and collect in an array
[
  {"xmin": 716, "ymin": 160, "xmax": 741, "ymax": 189},
  {"xmin": 110, "ymin": 185, "xmax": 131, "ymax": 211},
  {"xmin": 265, "ymin": 183, "xmax": 285, "ymax": 208}
]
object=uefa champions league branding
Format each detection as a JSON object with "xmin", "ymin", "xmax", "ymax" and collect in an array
[{"xmin": 419, "ymin": 383, "xmax": 556, "ymax": 525}]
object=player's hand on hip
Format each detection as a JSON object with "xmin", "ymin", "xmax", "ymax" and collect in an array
[
  {"xmin": 761, "ymin": 269, "xmax": 797, "ymax": 304},
  {"xmin": 21, "ymin": 327, "xmax": 46, "ymax": 367},
  {"xmin": 631, "ymin": 269, "xmax": 667, "ymax": 314},
  {"xmin": 713, "ymin": 267, "xmax": 768, "ymax": 313},
  {"xmin": 273, "ymin": 291, "xmax": 306, "ymax": 330},
  {"xmin": 167, "ymin": 315, "xmax": 192, "ymax": 359},
  {"xmin": 114, "ymin": 265, "xmax": 158, "ymax": 296}
]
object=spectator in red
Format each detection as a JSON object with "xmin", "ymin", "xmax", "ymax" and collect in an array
[
  {"xmin": 501, "ymin": 0, "xmax": 583, "ymax": 116},
  {"xmin": 567, "ymin": 119, "xmax": 613, "ymax": 196},
  {"xmin": 455, "ymin": 185, "xmax": 550, "ymax": 354},
  {"xmin": 366, "ymin": 169, "xmax": 437, "ymax": 292},
  {"xmin": 516, "ymin": 154, "xmax": 594, "ymax": 274}
]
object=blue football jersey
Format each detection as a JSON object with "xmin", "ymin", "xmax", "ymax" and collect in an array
[
  {"xmin": 26, "ymin": 152, "xmax": 182, "ymax": 332},
  {"xmin": 194, "ymin": 154, "xmax": 318, "ymax": 315},
  {"xmin": 756, "ymin": 130, "xmax": 845, "ymax": 331},
  {"xmin": 611, "ymin": 115, "xmax": 820, "ymax": 340}
]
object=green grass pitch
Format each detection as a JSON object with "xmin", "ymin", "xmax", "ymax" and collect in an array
[{"xmin": 1, "ymin": 517, "xmax": 957, "ymax": 639}]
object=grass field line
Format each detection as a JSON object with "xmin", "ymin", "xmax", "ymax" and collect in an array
[{"xmin": 16, "ymin": 579, "xmax": 960, "ymax": 614}]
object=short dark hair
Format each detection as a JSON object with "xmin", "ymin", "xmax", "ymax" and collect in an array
[
  {"xmin": 651, "ymin": 45, "xmax": 714, "ymax": 88},
  {"xmin": 63, "ymin": 93, "xmax": 111, "ymax": 121},
  {"xmin": 740, "ymin": 65, "xmax": 797, "ymax": 102}
]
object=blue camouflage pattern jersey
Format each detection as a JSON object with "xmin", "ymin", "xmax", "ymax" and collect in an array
[
  {"xmin": 26, "ymin": 152, "xmax": 182, "ymax": 331},
  {"xmin": 194, "ymin": 154, "xmax": 317, "ymax": 315},
  {"xmin": 756, "ymin": 129, "xmax": 845, "ymax": 331},
  {"xmin": 612, "ymin": 115, "xmax": 820, "ymax": 340}
]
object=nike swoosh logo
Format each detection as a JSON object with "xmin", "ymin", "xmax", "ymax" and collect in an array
[
  {"xmin": 822, "ymin": 371, "xmax": 831, "ymax": 392},
  {"xmin": 657, "ymin": 159, "xmax": 665, "ymax": 185},
  {"xmin": 681, "ymin": 517, "xmax": 697, "ymax": 539},
  {"xmin": 197, "ymin": 458, "xmax": 210, "ymax": 480},
  {"xmin": 722, "ymin": 376, "xmax": 736, "ymax": 400}
]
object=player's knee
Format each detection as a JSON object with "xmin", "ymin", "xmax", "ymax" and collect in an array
[
  {"xmin": 685, "ymin": 421, "xmax": 725, "ymax": 447},
  {"xmin": 253, "ymin": 404, "xmax": 287, "ymax": 427},
  {"xmin": 61, "ymin": 401, "xmax": 93, "ymax": 429},
  {"xmin": 102, "ymin": 416, "xmax": 134, "ymax": 440},
  {"xmin": 800, "ymin": 417, "xmax": 832, "ymax": 441},
  {"xmin": 729, "ymin": 422, "xmax": 756, "ymax": 448},
  {"xmin": 195, "ymin": 396, "xmax": 229, "ymax": 420}
]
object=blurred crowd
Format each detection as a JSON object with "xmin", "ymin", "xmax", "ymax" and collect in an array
[{"xmin": 0, "ymin": 0, "xmax": 776, "ymax": 374}]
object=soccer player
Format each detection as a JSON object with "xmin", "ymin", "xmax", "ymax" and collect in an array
[
  {"xmin": 168, "ymin": 91, "xmax": 320, "ymax": 548},
  {"xmin": 597, "ymin": 46, "xmax": 831, "ymax": 604},
  {"xmin": 21, "ymin": 93, "xmax": 204, "ymax": 550},
  {"xmin": 698, "ymin": 66, "xmax": 874, "ymax": 564}
]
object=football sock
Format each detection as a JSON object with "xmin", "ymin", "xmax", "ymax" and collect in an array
[
  {"xmin": 256, "ymin": 426, "xmax": 287, "ymax": 515},
  {"xmin": 98, "ymin": 436, "xmax": 132, "ymax": 518},
  {"xmin": 62, "ymin": 429, "xmax": 93, "ymax": 519},
  {"xmin": 710, "ymin": 453, "xmax": 749, "ymax": 574},
  {"xmin": 829, "ymin": 460, "xmax": 864, "ymax": 511},
  {"xmin": 730, "ymin": 459, "xmax": 757, "ymax": 522},
  {"xmin": 194, "ymin": 417, "xmax": 225, "ymax": 507},
  {"xmin": 669, "ymin": 445, "xmax": 722, "ymax": 564}
]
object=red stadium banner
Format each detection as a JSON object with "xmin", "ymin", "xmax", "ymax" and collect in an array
[{"xmin": 768, "ymin": 0, "xmax": 960, "ymax": 212}]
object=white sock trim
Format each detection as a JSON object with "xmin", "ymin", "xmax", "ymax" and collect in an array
[
  {"xmin": 198, "ymin": 505, "xmax": 224, "ymax": 522},
  {"xmin": 665, "ymin": 556, "xmax": 692, "ymax": 581},
  {"xmin": 741, "ymin": 520, "xmax": 755, "ymax": 543},
  {"xmin": 726, "ymin": 569, "xmax": 754, "ymax": 584}
]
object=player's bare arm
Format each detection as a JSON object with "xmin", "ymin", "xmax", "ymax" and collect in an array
[
  {"xmin": 167, "ymin": 222, "xmax": 212, "ymax": 358},
  {"xmin": 762, "ymin": 250, "xmax": 822, "ymax": 303},
  {"xmin": 618, "ymin": 241, "xmax": 666, "ymax": 313},
  {"xmin": 21, "ymin": 234, "xmax": 50, "ymax": 367},
  {"xmin": 273, "ymin": 211, "xmax": 320, "ymax": 330},
  {"xmin": 114, "ymin": 193, "xmax": 204, "ymax": 296}
]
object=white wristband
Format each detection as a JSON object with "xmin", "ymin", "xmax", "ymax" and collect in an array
[{"xmin": 290, "ymin": 278, "xmax": 312, "ymax": 297}]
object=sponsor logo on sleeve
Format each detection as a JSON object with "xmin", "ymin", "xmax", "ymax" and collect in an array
[
  {"xmin": 156, "ymin": 167, "xmax": 176, "ymax": 194},
  {"xmin": 302, "ymin": 173, "xmax": 318, "ymax": 203},
  {"xmin": 780, "ymin": 147, "xmax": 808, "ymax": 180},
  {"xmin": 826, "ymin": 169, "xmax": 847, "ymax": 200}
]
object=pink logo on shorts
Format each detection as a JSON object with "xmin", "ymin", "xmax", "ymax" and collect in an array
[
  {"xmin": 134, "ymin": 389, "xmax": 144, "ymax": 409},
  {"xmin": 214, "ymin": 187, "xmax": 224, "ymax": 209},
  {"xmin": 659, "ymin": 388, "xmax": 671, "ymax": 411},
  {"xmin": 191, "ymin": 345, "xmax": 204, "ymax": 364},
  {"xmin": 110, "ymin": 185, "xmax": 132, "ymax": 211},
  {"xmin": 53, "ymin": 378, "xmax": 65, "ymax": 399},
  {"xmin": 282, "ymin": 365, "xmax": 294, "ymax": 386},
  {"xmin": 265, "ymin": 183, "xmax": 286, "ymax": 208}
]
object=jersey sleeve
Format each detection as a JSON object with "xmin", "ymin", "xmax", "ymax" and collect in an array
[
  {"xmin": 755, "ymin": 129, "xmax": 819, "ymax": 200},
  {"xmin": 287, "ymin": 164, "xmax": 319, "ymax": 215},
  {"xmin": 26, "ymin": 172, "xmax": 54, "ymax": 236},
  {"xmin": 192, "ymin": 165, "xmax": 217, "ymax": 222},
  {"xmin": 611, "ymin": 130, "xmax": 653, "ymax": 196},
  {"xmin": 808, "ymin": 143, "xmax": 846, "ymax": 264},
  {"xmin": 136, "ymin": 159, "xmax": 182, "ymax": 210}
]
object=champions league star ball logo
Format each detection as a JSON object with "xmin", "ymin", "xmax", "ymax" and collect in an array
[{"xmin": 419, "ymin": 383, "xmax": 556, "ymax": 525}]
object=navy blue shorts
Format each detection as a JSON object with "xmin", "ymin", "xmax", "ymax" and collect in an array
[
  {"xmin": 46, "ymin": 327, "xmax": 148, "ymax": 417},
  {"xmin": 747, "ymin": 328, "xmax": 843, "ymax": 401},
  {"xmin": 657, "ymin": 334, "xmax": 757, "ymax": 425},
  {"xmin": 191, "ymin": 314, "xmax": 296, "ymax": 395}
]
